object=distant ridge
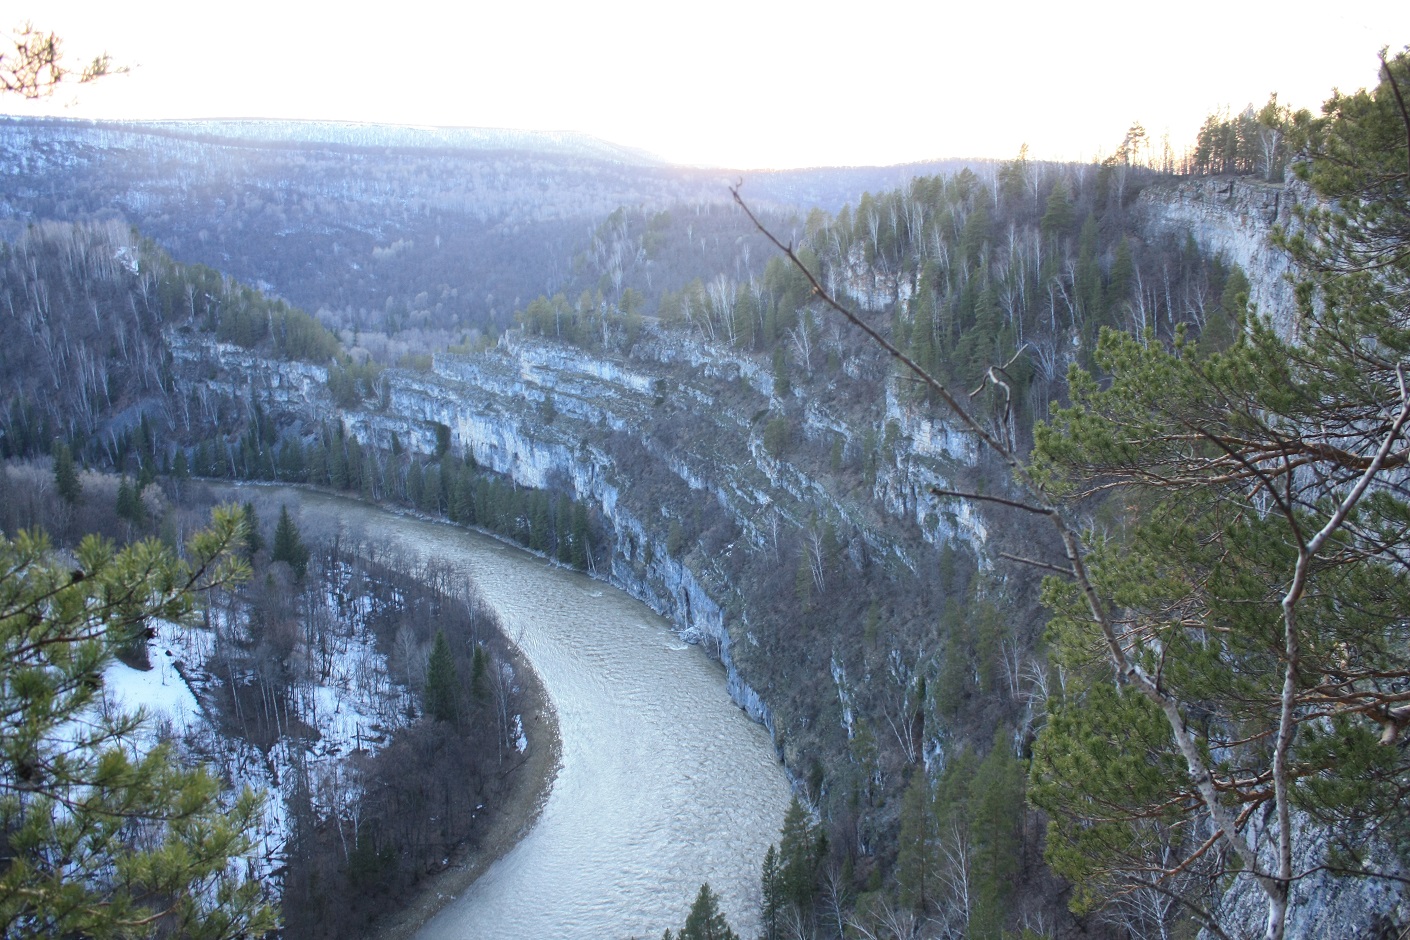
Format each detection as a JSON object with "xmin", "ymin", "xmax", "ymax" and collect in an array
[{"xmin": 0, "ymin": 115, "xmax": 666, "ymax": 166}]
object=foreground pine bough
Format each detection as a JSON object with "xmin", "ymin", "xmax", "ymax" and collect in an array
[{"xmin": 0, "ymin": 507, "xmax": 278, "ymax": 938}]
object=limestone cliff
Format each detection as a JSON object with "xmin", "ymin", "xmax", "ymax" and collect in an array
[{"xmin": 1139, "ymin": 175, "xmax": 1305, "ymax": 339}]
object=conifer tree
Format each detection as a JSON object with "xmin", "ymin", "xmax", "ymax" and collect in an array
[
  {"xmin": 772, "ymin": 346, "xmax": 790, "ymax": 397},
  {"xmin": 570, "ymin": 502, "xmax": 590, "ymax": 569},
  {"xmin": 115, "ymin": 475, "xmax": 148, "ymax": 527},
  {"xmin": 424, "ymin": 629, "xmax": 460, "ymax": 723},
  {"xmin": 969, "ymin": 738, "xmax": 1023, "ymax": 938},
  {"xmin": 1028, "ymin": 50, "xmax": 1410, "ymax": 940},
  {"xmin": 241, "ymin": 502, "xmax": 263, "ymax": 558},
  {"xmin": 896, "ymin": 771, "xmax": 936, "ymax": 912},
  {"xmin": 677, "ymin": 883, "xmax": 739, "ymax": 940},
  {"xmin": 270, "ymin": 504, "xmax": 309, "ymax": 580},
  {"xmin": 760, "ymin": 844, "xmax": 783, "ymax": 940},
  {"xmin": 52, "ymin": 440, "xmax": 81, "ymax": 505},
  {"xmin": 778, "ymin": 796, "xmax": 822, "ymax": 912}
]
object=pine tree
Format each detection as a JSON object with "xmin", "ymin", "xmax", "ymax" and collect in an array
[
  {"xmin": 424, "ymin": 629, "xmax": 460, "ymax": 723},
  {"xmin": 270, "ymin": 504, "xmax": 309, "ymax": 580},
  {"xmin": 1029, "ymin": 51, "xmax": 1410, "ymax": 939}
]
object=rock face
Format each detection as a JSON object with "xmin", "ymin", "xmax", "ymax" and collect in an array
[
  {"xmin": 330, "ymin": 330, "xmax": 989, "ymax": 737},
  {"xmin": 170, "ymin": 305, "xmax": 1003, "ymax": 771},
  {"xmin": 1138, "ymin": 175, "xmax": 1306, "ymax": 339},
  {"xmin": 1197, "ymin": 807, "xmax": 1410, "ymax": 940}
]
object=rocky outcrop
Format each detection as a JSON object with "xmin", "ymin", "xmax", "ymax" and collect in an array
[
  {"xmin": 358, "ymin": 333, "xmax": 985, "ymax": 733},
  {"xmin": 1139, "ymin": 176, "xmax": 1306, "ymax": 339},
  {"xmin": 1201, "ymin": 812, "xmax": 1410, "ymax": 940}
]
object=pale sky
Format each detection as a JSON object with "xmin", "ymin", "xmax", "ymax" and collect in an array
[{"xmin": 8, "ymin": 0, "xmax": 1408, "ymax": 169}]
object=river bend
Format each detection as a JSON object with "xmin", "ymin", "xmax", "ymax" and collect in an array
[{"xmin": 268, "ymin": 489, "xmax": 792, "ymax": 940}]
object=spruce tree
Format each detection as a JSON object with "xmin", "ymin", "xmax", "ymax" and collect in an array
[
  {"xmin": 778, "ymin": 796, "xmax": 821, "ymax": 912},
  {"xmin": 115, "ymin": 475, "xmax": 138, "ymax": 524},
  {"xmin": 241, "ymin": 502, "xmax": 263, "ymax": 558},
  {"xmin": 970, "ymin": 738, "xmax": 1023, "ymax": 938},
  {"xmin": 270, "ymin": 505, "xmax": 309, "ymax": 580},
  {"xmin": 679, "ymin": 883, "xmax": 739, "ymax": 940},
  {"xmin": 772, "ymin": 347, "xmax": 790, "ymax": 397},
  {"xmin": 424, "ymin": 629, "xmax": 460, "ymax": 723},
  {"xmin": 760, "ymin": 844, "xmax": 783, "ymax": 940},
  {"xmin": 52, "ymin": 441, "xmax": 81, "ymax": 505},
  {"xmin": 570, "ymin": 502, "xmax": 590, "ymax": 569}
]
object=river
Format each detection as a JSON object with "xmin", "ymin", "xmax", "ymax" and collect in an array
[{"xmin": 248, "ymin": 488, "xmax": 793, "ymax": 940}]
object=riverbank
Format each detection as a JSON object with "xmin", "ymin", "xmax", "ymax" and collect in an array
[
  {"xmin": 203, "ymin": 483, "xmax": 564, "ymax": 940},
  {"xmin": 213, "ymin": 482, "xmax": 789, "ymax": 938},
  {"xmin": 364, "ymin": 641, "xmax": 561, "ymax": 940}
]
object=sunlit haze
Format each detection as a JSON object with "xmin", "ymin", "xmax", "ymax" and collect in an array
[{"xmin": 12, "ymin": 0, "xmax": 1410, "ymax": 168}]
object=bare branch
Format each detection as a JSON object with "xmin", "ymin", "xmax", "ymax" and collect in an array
[
  {"xmin": 997, "ymin": 551, "xmax": 1075, "ymax": 577},
  {"xmin": 929, "ymin": 486, "xmax": 1050, "ymax": 515}
]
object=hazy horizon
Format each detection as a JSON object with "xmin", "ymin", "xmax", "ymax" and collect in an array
[{"xmin": 13, "ymin": 1, "xmax": 1410, "ymax": 169}]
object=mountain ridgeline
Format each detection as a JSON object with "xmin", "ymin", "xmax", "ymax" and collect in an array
[{"xmin": 0, "ymin": 96, "xmax": 1404, "ymax": 940}]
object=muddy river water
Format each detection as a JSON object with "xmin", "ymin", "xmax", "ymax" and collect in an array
[{"xmin": 258, "ymin": 488, "xmax": 792, "ymax": 939}]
